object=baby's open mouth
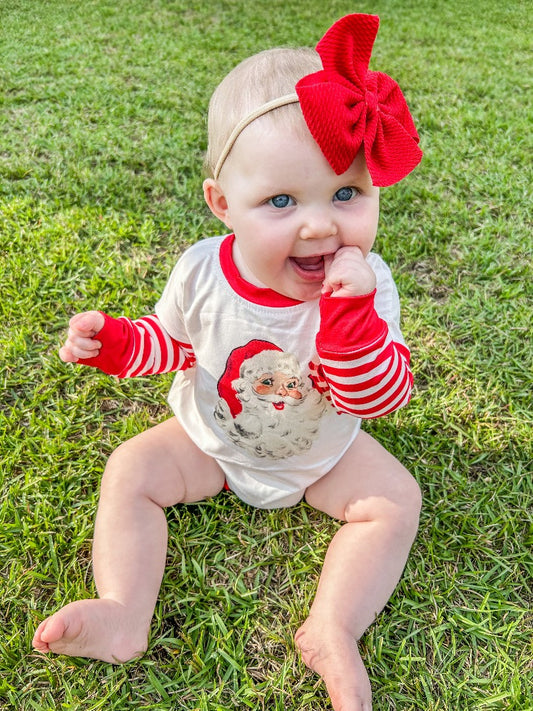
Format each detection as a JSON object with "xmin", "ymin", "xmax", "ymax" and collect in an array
[
  {"xmin": 291, "ymin": 255, "xmax": 324, "ymax": 271},
  {"xmin": 289, "ymin": 255, "xmax": 327, "ymax": 282}
]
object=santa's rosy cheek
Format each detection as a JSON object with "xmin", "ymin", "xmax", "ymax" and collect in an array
[{"xmin": 254, "ymin": 384, "xmax": 273, "ymax": 395}]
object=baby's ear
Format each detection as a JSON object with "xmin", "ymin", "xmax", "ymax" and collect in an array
[{"xmin": 203, "ymin": 179, "xmax": 232, "ymax": 228}]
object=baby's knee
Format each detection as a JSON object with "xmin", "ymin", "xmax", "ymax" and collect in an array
[
  {"xmin": 386, "ymin": 469, "xmax": 422, "ymax": 541},
  {"xmin": 345, "ymin": 467, "xmax": 422, "ymax": 536},
  {"xmin": 396, "ymin": 468, "xmax": 422, "ymax": 520},
  {"xmin": 101, "ymin": 438, "xmax": 153, "ymax": 496},
  {"xmin": 399, "ymin": 471, "xmax": 422, "ymax": 540}
]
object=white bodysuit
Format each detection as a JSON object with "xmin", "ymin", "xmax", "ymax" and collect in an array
[{"xmin": 83, "ymin": 234, "xmax": 412, "ymax": 508}]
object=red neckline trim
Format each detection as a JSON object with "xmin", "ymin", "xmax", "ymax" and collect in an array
[{"xmin": 219, "ymin": 234, "xmax": 303, "ymax": 308}]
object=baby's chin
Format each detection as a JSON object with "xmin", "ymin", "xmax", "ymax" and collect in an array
[{"xmin": 277, "ymin": 279, "xmax": 324, "ymax": 302}]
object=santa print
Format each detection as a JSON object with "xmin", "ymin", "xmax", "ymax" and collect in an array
[{"xmin": 214, "ymin": 340, "xmax": 327, "ymax": 460}]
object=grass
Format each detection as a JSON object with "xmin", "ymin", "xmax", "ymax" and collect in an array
[{"xmin": 1, "ymin": 0, "xmax": 531, "ymax": 709}]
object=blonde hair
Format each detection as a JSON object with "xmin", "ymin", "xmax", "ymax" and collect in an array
[{"xmin": 204, "ymin": 47, "xmax": 322, "ymax": 178}]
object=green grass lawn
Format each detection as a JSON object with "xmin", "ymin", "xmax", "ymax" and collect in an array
[{"xmin": 1, "ymin": 0, "xmax": 531, "ymax": 709}]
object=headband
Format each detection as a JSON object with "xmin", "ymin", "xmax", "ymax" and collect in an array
[
  {"xmin": 214, "ymin": 94, "xmax": 299, "ymax": 180},
  {"xmin": 214, "ymin": 13, "xmax": 422, "ymax": 186}
]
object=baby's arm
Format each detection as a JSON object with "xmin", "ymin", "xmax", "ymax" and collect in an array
[
  {"xmin": 59, "ymin": 310, "xmax": 195, "ymax": 378},
  {"xmin": 317, "ymin": 249, "xmax": 412, "ymax": 418}
]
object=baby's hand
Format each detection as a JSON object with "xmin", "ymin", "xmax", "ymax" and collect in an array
[
  {"xmin": 59, "ymin": 311, "xmax": 105, "ymax": 363},
  {"xmin": 322, "ymin": 246, "xmax": 377, "ymax": 298}
]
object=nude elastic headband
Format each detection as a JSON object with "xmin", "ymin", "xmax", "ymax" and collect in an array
[{"xmin": 213, "ymin": 93, "xmax": 299, "ymax": 180}]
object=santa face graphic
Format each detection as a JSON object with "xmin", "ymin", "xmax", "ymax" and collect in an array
[
  {"xmin": 214, "ymin": 341, "xmax": 327, "ymax": 459},
  {"xmin": 253, "ymin": 371, "xmax": 303, "ymax": 407}
]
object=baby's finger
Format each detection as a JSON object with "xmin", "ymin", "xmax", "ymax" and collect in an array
[
  {"xmin": 69, "ymin": 310, "xmax": 105, "ymax": 338},
  {"xmin": 321, "ymin": 253, "xmax": 336, "ymax": 294},
  {"xmin": 66, "ymin": 341, "xmax": 102, "ymax": 361},
  {"xmin": 67, "ymin": 324, "xmax": 103, "ymax": 347},
  {"xmin": 322, "ymin": 246, "xmax": 376, "ymax": 297},
  {"xmin": 59, "ymin": 345, "xmax": 79, "ymax": 363},
  {"xmin": 60, "ymin": 334, "xmax": 102, "ymax": 361}
]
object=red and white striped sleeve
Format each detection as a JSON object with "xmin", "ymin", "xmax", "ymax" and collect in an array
[
  {"xmin": 316, "ymin": 291, "xmax": 413, "ymax": 419},
  {"xmin": 77, "ymin": 312, "xmax": 195, "ymax": 378}
]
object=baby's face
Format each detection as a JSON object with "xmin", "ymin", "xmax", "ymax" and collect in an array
[{"xmin": 215, "ymin": 120, "xmax": 380, "ymax": 302}]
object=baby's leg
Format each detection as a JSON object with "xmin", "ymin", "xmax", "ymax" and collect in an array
[
  {"xmin": 296, "ymin": 430, "xmax": 422, "ymax": 711},
  {"xmin": 32, "ymin": 417, "xmax": 224, "ymax": 663}
]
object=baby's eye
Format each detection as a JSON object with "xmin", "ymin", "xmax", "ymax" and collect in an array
[
  {"xmin": 269, "ymin": 194, "xmax": 294, "ymax": 208},
  {"xmin": 334, "ymin": 187, "xmax": 356, "ymax": 202}
]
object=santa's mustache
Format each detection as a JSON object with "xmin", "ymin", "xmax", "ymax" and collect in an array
[{"xmin": 252, "ymin": 391, "xmax": 304, "ymax": 408}]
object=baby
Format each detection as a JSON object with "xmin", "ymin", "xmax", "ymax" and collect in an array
[{"xmin": 33, "ymin": 14, "xmax": 423, "ymax": 711}]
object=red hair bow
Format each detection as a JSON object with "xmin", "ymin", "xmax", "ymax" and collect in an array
[{"xmin": 296, "ymin": 14, "xmax": 423, "ymax": 186}]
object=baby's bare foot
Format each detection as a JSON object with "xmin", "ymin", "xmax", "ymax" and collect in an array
[
  {"xmin": 295, "ymin": 616, "xmax": 372, "ymax": 711},
  {"xmin": 32, "ymin": 598, "xmax": 148, "ymax": 664}
]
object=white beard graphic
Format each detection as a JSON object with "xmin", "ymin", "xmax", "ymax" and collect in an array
[{"xmin": 214, "ymin": 349, "xmax": 327, "ymax": 459}]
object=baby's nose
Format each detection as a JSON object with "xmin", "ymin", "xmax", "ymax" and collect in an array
[{"xmin": 299, "ymin": 213, "xmax": 338, "ymax": 240}]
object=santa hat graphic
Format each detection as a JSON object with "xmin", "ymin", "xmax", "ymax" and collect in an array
[{"xmin": 217, "ymin": 340, "xmax": 283, "ymax": 418}]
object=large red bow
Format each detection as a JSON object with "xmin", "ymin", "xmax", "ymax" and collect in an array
[{"xmin": 296, "ymin": 14, "xmax": 422, "ymax": 186}]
